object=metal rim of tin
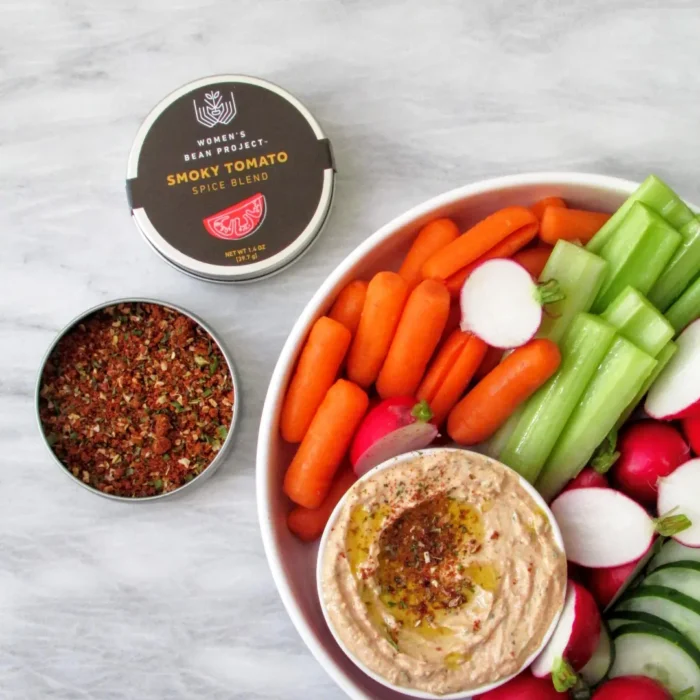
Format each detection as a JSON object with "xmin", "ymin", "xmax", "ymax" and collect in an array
[
  {"xmin": 35, "ymin": 297, "xmax": 241, "ymax": 502},
  {"xmin": 126, "ymin": 74, "xmax": 336, "ymax": 283}
]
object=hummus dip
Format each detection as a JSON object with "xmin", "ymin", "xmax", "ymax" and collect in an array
[{"xmin": 319, "ymin": 450, "xmax": 566, "ymax": 695}]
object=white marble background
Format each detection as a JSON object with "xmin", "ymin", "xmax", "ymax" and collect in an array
[{"xmin": 3, "ymin": 1, "xmax": 700, "ymax": 698}]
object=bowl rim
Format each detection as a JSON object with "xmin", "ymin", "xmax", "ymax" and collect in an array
[
  {"xmin": 315, "ymin": 447, "xmax": 567, "ymax": 699},
  {"xmin": 35, "ymin": 296, "xmax": 241, "ymax": 502},
  {"xmin": 256, "ymin": 171, "xmax": 641, "ymax": 699}
]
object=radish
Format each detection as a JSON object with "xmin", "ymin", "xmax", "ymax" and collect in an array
[
  {"xmin": 460, "ymin": 259, "xmax": 565, "ymax": 349},
  {"xmin": 349, "ymin": 397, "xmax": 438, "ymax": 477},
  {"xmin": 592, "ymin": 676, "xmax": 674, "ymax": 699},
  {"xmin": 657, "ymin": 458, "xmax": 700, "ymax": 547},
  {"xmin": 611, "ymin": 421, "xmax": 690, "ymax": 507},
  {"xmin": 646, "ymin": 319, "xmax": 700, "ymax": 420},
  {"xmin": 532, "ymin": 580, "xmax": 601, "ymax": 686},
  {"xmin": 550, "ymin": 488, "xmax": 691, "ymax": 568},
  {"xmin": 564, "ymin": 467, "xmax": 610, "ymax": 492},
  {"xmin": 682, "ymin": 416, "xmax": 700, "ymax": 456},
  {"xmin": 474, "ymin": 670, "xmax": 567, "ymax": 698},
  {"xmin": 586, "ymin": 554, "xmax": 647, "ymax": 609}
]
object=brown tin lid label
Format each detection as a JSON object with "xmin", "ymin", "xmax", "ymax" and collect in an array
[{"xmin": 127, "ymin": 76, "xmax": 334, "ymax": 280}]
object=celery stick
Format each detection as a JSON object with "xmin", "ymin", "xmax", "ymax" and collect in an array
[
  {"xmin": 649, "ymin": 218, "xmax": 700, "ymax": 311},
  {"xmin": 537, "ymin": 240, "xmax": 608, "ymax": 343},
  {"xmin": 481, "ymin": 406, "xmax": 523, "ymax": 460},
  {"xmin": 500, "ymin": 314, "xmax": 617, "ymax": 483},
  {"xmin": 587, "ymin": 175, "xmax": 694, "ymax": 254},
  {"xmin": 666, "ymin": 274, "xmax": 700, "ymax": 333},
  {"xmin": 591, "ymin": 202, "xmax": 681, "ymax": 314},
  {"xmin": 535, "ymin": 337, "xmax": 657, "ymax": 502},
  {"xmin": 615, "ymin": 340, "xmax": 678, "ymax": 429},
  {"xmin": 601, "ymin": 286, "xmax": 674, "ymax": 357}
]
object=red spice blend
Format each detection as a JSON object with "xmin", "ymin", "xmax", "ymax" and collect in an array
[{"xmin": 39, "ymin": 302, "xmax": 234, "ymax": 498}]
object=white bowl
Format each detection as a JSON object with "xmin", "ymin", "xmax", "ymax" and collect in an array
[
  {"xmin": 257, "ymin": 172, "xmax": 640, "ymax": 700},
  {"xmin": 315, "ymin": 447, "xmax": 566, "ymax": 699}
]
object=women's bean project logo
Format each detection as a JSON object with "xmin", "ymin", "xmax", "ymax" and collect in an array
[
  {"xmin": 203, "ymin": 193, "xmax": 267, "ymax": 241},
  {"xmin": 193, "ymin": 91, "xmax": 237, "ymax": 128}
]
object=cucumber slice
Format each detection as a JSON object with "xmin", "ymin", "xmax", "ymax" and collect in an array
[
  {"xmin": 580, "ymin": 621, "xmax": 614, "ymax": 685},
  {"xmin": 607, "ymin": 609, "xmax": 678, "ymax": 633},
  {"xmin": 666, "ymin": 274, "xmax": 700, "ymax": 334},
  {"xmin": 650, "ymin": 539, "xmax": 700, "ymax": 572},
  {"xmin": 610, "ymin": 622, "xmax": 700, "ymax": 697},
  {"xmin": 500, "ymin": 314, "xmax": 616, "ymax": 483},
  {"xmin": 602, "ymin": 286, "xmax": 675, "ymax": 357},
  {"xmin": 645, "ymin": 562, "xmax": 700, "ymax": 600},
  {"xmin": 588, "ymin": 174, "xmax": 695, "ymax": 254},
  {"xmin": 615, "ymin": 340, "xmax": 678, "ymax": 430},
  {"xmin": 617, "ymin": 585, "xmax": 700, "ymax": 649},
  {"xmin": 536, "ymin": 240, "xmax": 608, "ymax": 344},
  {"xmin": 650, "ymin": 217, "xmax": 700, "ymax": 311},
  {"xmin": 536, "ymin": 336, "xmax": 656, "ymax": 501},
  {"xmin": 591, "ymin": 202, "xmax": 682, "ymax": 314}
]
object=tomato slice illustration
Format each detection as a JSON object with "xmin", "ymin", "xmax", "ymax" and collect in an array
[{"xmin": 203, "ymin": 193, "xmax": 266, "ymax": 240}]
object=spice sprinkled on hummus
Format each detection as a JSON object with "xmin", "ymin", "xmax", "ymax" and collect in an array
[{"xmin": 320, "ymin": 450, "xmax": 566, "ymax": 695}]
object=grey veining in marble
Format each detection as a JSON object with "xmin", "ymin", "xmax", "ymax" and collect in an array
[{"xmin": 3, "ymin": 1, "xmax": 700, "ymax": 698}]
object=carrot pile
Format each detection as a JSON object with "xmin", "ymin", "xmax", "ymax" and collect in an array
[{"xmin": 280, "ymin": 195, "xmax": 610, "ymax": 540}]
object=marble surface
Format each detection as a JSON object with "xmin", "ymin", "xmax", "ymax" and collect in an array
[{"xmin": 3, "ymin": 1, "xmax": 700, "ymax": 698}]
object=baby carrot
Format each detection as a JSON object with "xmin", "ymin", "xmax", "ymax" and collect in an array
[
  {"xmin": 284, "ymin": 379, "xmax": 369, "ymax": 509},
  {"xmin": 347, "ymin": 272, "xmax": 409, "ymax": 388},
  {"xmin": 473, "ymin": 345, "xmax": 504, "ymax": 381},
  {"xmin": 422, "ymin": 206, "xmax": 538, "ymax": 282},
  {"xmin": 512, "ymin": 246, "xmax": 553, "ymax": 279},
  {"xmin": 417, "ymin": 330, "xmax": 488, "ymax": 425},
  {"xmin": 287, "ymin": 468, "xmax": 357, "ymax": 541},
  {"xmin": 440, "ymin": 302, "xmax": 462, "ymax": 343},
  {"xmin": 280, "ymin": 316, "xmax": 352, "ymax": 443},
  {"xmin": 531, "ymin": 196, "xmax": 566, "ymax": 221},
  {"xmin": 329, "ymin": 280, "xmax": 368, "ymax": 335},
  {"xmin": 447, "ymin": 338, "xmax": 561, "ymax": 445},
  {"xmin": 398, "ymin": 218, "xmax": 460, "ymax": 289},
  {"xmin": 444, "ymin": 223, "xmax": 539, "ymax": 298},
  {"xmin": 376, "ymin": 279, "xmax": 451, "ymax": 398},
  {"xmin": 539, "ymin": 208, "xmax": 611, "ymax": 246}
]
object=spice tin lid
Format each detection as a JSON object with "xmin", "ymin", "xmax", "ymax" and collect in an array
[{"xmin": 127, "ymin": 75, "xmax": 335, "ymax": 282}]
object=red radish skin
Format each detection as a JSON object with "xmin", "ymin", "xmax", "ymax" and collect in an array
[
  {"xmin": 586, "ymin": 556, "xmax": 643, "ymax": 609},
  {"xmin": 532, "ymin": 580, "xmax": 601, "ymax": 677},
  {"xmin": 611, "ymin": 421, "xmax": 689, "ymax": 507},
  {"xmin": 646, "ymin": 319, "xmax": 700, "ymax": 420},
  {"xmin": 592, "ymin": 676, "xmax": 672, "ymax": 699},
  {"xmin": 682, "ymin": 416, "xmax": 700, "ymax": 455},
  {"xmin": 349, "ymin": 397, "xmax": 438, "ymax": 477},
  {"xmin": 564, "ymin": 467, "xmax": 610, "ymax": 492},
  {"xmin": 657, "ymin": 458, "xmax": 700, "ymax": 548},
  {"xmin": 474, "ymin": 671, "xmax": 567, "ymax": 699}
]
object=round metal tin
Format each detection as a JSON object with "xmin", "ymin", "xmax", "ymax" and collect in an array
[
  {"xmin": 35, "ymin": 298, "xmax": 241, "ymax": 502},
  {"xmin": 126, "ymin": 75, "xmax": 336, "ymax": 283}
]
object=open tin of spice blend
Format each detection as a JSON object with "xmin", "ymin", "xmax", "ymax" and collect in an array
[
  {"xmin": 126, "ymin": 75, "xmax": 336, "ymax": 282},
  {"xmin": 35, "ymin": 298, "xmax": 241, "ymax": 501}
]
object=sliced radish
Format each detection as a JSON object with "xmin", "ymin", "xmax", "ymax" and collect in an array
[
  {"xmin": 611, "ymin": 421, "xmax": 690, "ymax": 507},
  {"xmin": 580, "ymin": 621, "xmax": 614, "ymax": 686},
  {"xmin": 349, "ymin": 397, "xmax": 438, "ymax": 477},
  {"xmin": 460, "ymin": 258, "xmax": 564, "ymax": 349},
  {"xmin": 550, "ymin": 488, "xmax": 691, "ymax": 568},
  {"xmin": 532, "ymin": 580, "xmax": 601, "ymax": 681},
  {"xmin": 657, "ymin": 458, "xmax": 700, "ymax": 547},
  {"xmin": 646, "ymin": 319, "xmax": 700, "ymax": 420},
  {"xmin": 474, "ymin": 670, "xmax": 568, "ymax": 698}
]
